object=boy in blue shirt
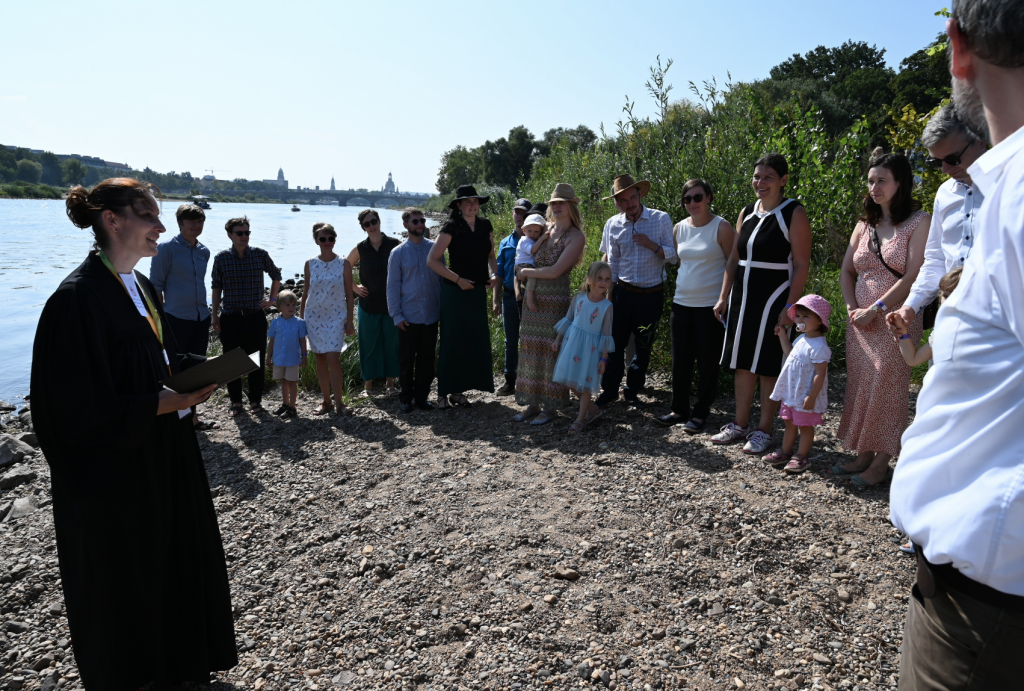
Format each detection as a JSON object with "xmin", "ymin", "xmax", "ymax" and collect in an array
[{"xmin": 267, "ymin": 290, "xmax": 307, "ymax": 418}]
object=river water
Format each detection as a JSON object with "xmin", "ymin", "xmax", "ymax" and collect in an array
[{"xmin": 0, "ymin": 199, "xmax": 438, "ymax": 408}]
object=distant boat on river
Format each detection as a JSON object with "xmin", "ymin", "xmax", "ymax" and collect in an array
[
  {"xmin": 191, "ymin": 195, "xmax": 211, "ymax": 210},
  {"xmin": 291, "ymin": 205, "xmax": 301, "ymax": 212}
]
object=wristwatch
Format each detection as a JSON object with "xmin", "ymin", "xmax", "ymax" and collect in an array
[{"xmin": 869, "ymin": 300, "xmax": 886, "ymax": 314}]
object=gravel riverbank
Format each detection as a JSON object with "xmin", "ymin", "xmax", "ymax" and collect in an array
[{"xmin": 1, "ymin": 374, "xmax": 915, "ymax": 691}]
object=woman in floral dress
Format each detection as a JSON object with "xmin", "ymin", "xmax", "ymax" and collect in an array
[{"xmin": 837, "ymin": 152, "xmax": 930, "ymax": 486}]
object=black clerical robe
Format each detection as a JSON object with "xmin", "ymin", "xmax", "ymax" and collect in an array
[{"xmin": 31, "ymin": 252, "xmax": 237, "ymax": 690}]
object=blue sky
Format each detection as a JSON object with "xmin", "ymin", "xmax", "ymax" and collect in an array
[{"xmin": 1, "ymin": 1, "xmax": 946, "ymax": 194}]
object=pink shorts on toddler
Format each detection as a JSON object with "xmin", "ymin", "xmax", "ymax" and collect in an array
[{"xmin": 779, "ymin": 403, "xmax": 823, "ymax": 427}]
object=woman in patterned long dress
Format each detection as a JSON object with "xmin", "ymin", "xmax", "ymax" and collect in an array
[
  {"xmin": 514, "ymin": 183, "xmax": 587, "ymax": 425},
  {"xmin": 712, "ymin": 153, "xmax": 812, "ymax": 455},
  {"xmin": 302, "ymin": 223, "xmax": 355, "ymax": 415},
  {"xmin": 837, "ymin": 152, "xmax": 930, "ymax": 486}
]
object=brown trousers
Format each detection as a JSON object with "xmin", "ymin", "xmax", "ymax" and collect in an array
[{"xmin": 899, "ymin": 582, "xmax": 1024, "ymax": 690}]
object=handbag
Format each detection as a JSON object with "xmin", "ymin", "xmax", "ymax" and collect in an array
[{"xmin": 867, "ymin": 225, "xmax": 939, "ymax": 328}]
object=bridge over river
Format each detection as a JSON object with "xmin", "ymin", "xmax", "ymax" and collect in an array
[{"xmin": 223, "ymin": 189, "xmax": 431, "ymax": 208}]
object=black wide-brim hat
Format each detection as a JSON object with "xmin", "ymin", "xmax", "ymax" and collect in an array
[
  {"xmin": 448, "ymin": 184, "xmax": 490, "ymax": 210},
  {"xmin": 527, "ymin": 202, "xmax": 548, "ymax": 217}
]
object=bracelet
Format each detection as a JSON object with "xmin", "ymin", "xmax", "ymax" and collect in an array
[
  {"xmin": 898, "ymin": 333, "xmax": 911, "ymax": 340},
  {"xmin": 453, "ymin": 275, "xmax": 461, "ymax": 284},
  {"xmin": 785, "ymin": 303, "xmax": 793, "ymax": 309},
  {"xmin": 876, "ymin": 300, "xmax": 887, "ymax": 311},
  {"xmin": 269, "ymin": 297, "xmax": 276, "ymax": 303},
  {"xmin": 599, "ymin": 357, "xmax": 608, "ymax": 363}
]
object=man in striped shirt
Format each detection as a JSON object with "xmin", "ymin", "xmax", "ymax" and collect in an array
[{"xmin": 211, "ymin": 216, "xmax": 282, "ymax": 416}]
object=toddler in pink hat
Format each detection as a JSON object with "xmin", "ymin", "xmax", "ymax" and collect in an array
[{"xmin": 764, "ymin": 294, "xmax": 833, "ymax": 473}]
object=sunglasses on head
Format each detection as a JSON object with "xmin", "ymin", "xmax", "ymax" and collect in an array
[
  {"xmin": 317, "ymin": 235, "xmax": 336, "ymax": 243},
  {"xmin": 408, "ymin": 218, "xmax": 426, "ymax": 226},
  {"xmin": 682, "ymin": 193, "xmax": 705, "ymax": 205},
  {"xmin": 231, "ymin": 230, "xmax": 251, "ymax": 237},
  {"xmin": 361, "ymin": 218, "xmax": 380, "ymax": 229},
  {"xmin": 926, "ymin": 139, "xmax": 974, "ymax": 169}
]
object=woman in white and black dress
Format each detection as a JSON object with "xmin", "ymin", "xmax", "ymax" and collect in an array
[{"xmin": 712, "ymin": 153, "xmax": 812, "ymax": 454}]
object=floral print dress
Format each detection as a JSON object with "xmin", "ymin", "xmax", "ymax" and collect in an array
[{"xmin": 551, "ymin": 294, "xmax": 615, "ymax": 394}]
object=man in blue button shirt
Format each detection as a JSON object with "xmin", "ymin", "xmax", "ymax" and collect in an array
[
  {"xmin": 150, "ymin": 203, "xmax": 215, "ymax": 429},
  {"xmin": 493, "ymin": 197, "xmax": 532, "ymax": 395},
  {"xmin": 387, "ymin": 207, "xmax": 443, "ymax": 413}
]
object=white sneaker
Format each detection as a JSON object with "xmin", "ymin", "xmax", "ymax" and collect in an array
[
  {"xmin": 743, "ymin": 429, "xmax": 774, "ymax": 454},
  {"xmin": 711, "ymin": 422, "xmax": 749, "ymax": 445}
]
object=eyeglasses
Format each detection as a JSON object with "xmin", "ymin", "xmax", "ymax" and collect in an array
[
  {"xmin": 926, "ymin": 140, "xmax": 974, "ymax": 169},
  {"xmin": 682, "ymin": 193, "xmax": 706, "ymax": 205},
  {"xmin": 317, "ymin": 235, "xmax": 336, "ymax": 243},
  {"xmin": 361, "ymin": 218, "xmax": 380, "ymax": 229},
  {"xmin": 407, "ymin": 218, "xmax": 426, "ymax": 226},
  {"xmin": 231, "ymin": 230, "xmax": 251, "ymax": 237}
]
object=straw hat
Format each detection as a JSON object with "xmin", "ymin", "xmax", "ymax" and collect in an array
[
  {"xmin": 602, "ymin": 174, "xmax": 651, "ymax": 201},
  {"xmin": 448, "ymin": 184, "xmax": 490, "ymax": 210},
  {"xmin": 547, "ymin": 183, "xmax": 580, "ymax": 204}
]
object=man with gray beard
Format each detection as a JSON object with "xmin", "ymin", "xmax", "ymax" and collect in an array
[{"xmin": 888, "ymin": 1, "xmax": 1024, "ymax": 688}]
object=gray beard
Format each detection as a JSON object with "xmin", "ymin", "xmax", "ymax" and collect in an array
[{"xmin": 953, "ymin": 77, "xmax": 992, "ymax": 145}]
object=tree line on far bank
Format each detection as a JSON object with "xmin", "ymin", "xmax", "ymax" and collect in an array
[{"xmin": 429, "ymin": 31, "xmax": 952, "ymax": 375}]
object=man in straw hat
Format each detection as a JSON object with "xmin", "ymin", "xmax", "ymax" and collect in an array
[{"xmin": 595, "ymin": 174, "xmax": 676, "ymax": 408}]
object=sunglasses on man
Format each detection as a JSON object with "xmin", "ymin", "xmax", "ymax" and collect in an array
[
  {"xmin": 926, "ymin": 139, "xmax": 974, "ymax": 169},
  {"xmin": 682, "ymin": 193, "xmax": 705, "ymax": 205},
  {"xmin": 361, "ymin": 218, "xmax": 380, "ymax": 229},
  {"xmin": 317, "ymin": 235, "xmax": 337, "ymax": 243},
  {"xmin": 407, "ymin": 218, "xmax": 426, "ymax": 226},
  {"xmin": 231, "ymin": 230, "xmax": 251, "ymax": 237}
]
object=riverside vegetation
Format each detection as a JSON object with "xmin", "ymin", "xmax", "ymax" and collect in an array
[{"xmin": 428, "ymin": 33, "xmax": 952, "ymax": 377}]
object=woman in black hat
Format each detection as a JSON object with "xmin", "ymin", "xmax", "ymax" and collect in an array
[{"xmin": 427, "ymin": 185, "xmax": 500, "ymax": 407}]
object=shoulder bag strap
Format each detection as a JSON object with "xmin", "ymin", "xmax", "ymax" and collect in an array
[{"xmin": 867, "ymin": 224, "xmax": 903, "ymax": 280}]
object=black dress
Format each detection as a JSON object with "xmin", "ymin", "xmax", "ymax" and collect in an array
[
  {"xmin": 31, "ymin": 252, "xmax": 237, "ymax": 691},
  {"xmin": 355, "ymin": 234, "xmax": 401, "ymax": 314},
  {"xmin": 721, "ymin": 199, "xmax": 801, "ymax": 377}
]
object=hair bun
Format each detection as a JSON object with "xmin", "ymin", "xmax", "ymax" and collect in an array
[
  {"xmin": 871, "ymin": 146, "xmax": 885, "ymax": 158},
  {"xmin": 65, "ymin": 186, "xmax": 98, "ymax": 229}
]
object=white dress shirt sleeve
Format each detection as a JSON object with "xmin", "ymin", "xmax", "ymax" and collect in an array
[
  {"xmin": 656, "ymin": 213, "xmax": 677, "ymax": 263},
  {"xmin": 904, "ymin": 199, "xmax": 946, "ymax": 314}
]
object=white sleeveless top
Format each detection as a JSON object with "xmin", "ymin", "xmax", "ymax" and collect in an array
[{"xmin": 673, "ymin": 215, "xmax": 727, "ymax": 307}]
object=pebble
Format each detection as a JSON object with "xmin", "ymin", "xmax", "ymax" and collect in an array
[
  {"xmin": 837, "ymin": 589, "xmax": 852, "ymax": 602},
  {"xmin": 520, "ymin": 601, "xmax": 534, "ymax": 612},
  {"xmin": 543, "ymin": 594, "xmax": 558, "ymax": 605}
]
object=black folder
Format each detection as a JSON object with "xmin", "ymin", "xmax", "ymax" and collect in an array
[{"xmin": 160, "ymin": 348, "xmax": 260, "ymax": 393}]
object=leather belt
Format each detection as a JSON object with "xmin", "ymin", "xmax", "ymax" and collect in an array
[
  {"xmin": 618, "ymin": 281, "xmax": 664, "ymax": 294},
  {"xmin": 915, "ymin": 545, "xmax": 1024, "ymax": 613}
]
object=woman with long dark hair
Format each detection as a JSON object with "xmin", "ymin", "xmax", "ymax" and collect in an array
[
  {"xmin": 31, "ymin": 179, "xmax": 237, "ymax": 690},
  {"xmin": 836, "ymin": 151, "xmax": 930, "ymax": 486},
  {"xmin": 427, "ymin": 185, "xmax": 500, "ymax": 408},
  {"xmin": 712, "ymin": 153, "xmax": 812, "ymax": 454}
]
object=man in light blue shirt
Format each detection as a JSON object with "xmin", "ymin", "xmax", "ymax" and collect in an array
[
  {"xmin": 150, "ymin": 203, "xmax": 214, "ymax": 428},
  {"xmin": 387, "ymin": 207, "xmax": 442, "ymax": 413}
]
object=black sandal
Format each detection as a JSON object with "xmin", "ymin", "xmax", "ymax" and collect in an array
[
  {"xmin": 273, "ymin": 405, "xmax": 289, "ymax": 416},
  {"xmin": 450, "ymin": 394, "xmax": 472, "ymax": 408},
  {"xmin": 228, "ymin": 403, "xmax": 244, "ymax": 417},
  {"xmin": 284, "ymin": 406, "xmax": 298, "ymax": 418},
  {"xmin": 194, "ymin": 420, "xmax": 218, "ymax": 431},
  {"xmin": 437, "ymin": 397, "xmax": 453, "ymax": 411},
  {"xmin": 655, "ymin": 413, "xmax": 685, "ymax": 427}
]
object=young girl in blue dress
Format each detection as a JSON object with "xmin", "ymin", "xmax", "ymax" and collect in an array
[{"xmin": 552, "ymin": 261, "xmax": 615, "ymax": 433}]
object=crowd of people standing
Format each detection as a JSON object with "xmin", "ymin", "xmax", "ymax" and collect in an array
[{"xmin": 27, "ymin": 2, "xmax": 1024, "ymax": 687}]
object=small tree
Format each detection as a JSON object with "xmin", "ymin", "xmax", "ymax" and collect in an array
[
  {"xmin": 62, "ymin": 158, "xmax": 89, "ymax": 186},
  {"xmin": 16, "ymin": 159, "xmax": 43, "ymax": 184}
]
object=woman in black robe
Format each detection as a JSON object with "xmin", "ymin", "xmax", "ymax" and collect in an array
[{"xmin": 31, "ymin": 179, "xmax": 237, "ymax": 690}]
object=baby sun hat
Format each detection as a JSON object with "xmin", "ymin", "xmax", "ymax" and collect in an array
[
  {"xmin": 522, "ymin": 213, "xmax": 547, "ymax": 228},
  {"xmin": 788, "ymin": 294, "xmax": 831, "ymax": 328}
]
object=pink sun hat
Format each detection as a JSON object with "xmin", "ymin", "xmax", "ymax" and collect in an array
[{"xmin": 788, "ymin": 294, "xmax": 832, "ymax": 328}]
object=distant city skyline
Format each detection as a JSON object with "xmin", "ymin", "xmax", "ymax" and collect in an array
[{"xmin": 1, "ymin": 1, "xmax": 946, "ymax": 193}]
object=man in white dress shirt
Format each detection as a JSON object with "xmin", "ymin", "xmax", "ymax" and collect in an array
[
  {"xmin": 890, "ymin": 1, "xmax": 1024, "ymax": 687},
  {"xmin": 888, "ymin": 105, "xmax": 987, "ymax": 329},
  {"xmin": 596, "ymin": 174, "xmax": 676, "ymax": 408}
]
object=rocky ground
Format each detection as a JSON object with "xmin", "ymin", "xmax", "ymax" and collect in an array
[{"xmin": 1, "ymin": 374, "xmax": 915, "ymax": 691}]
